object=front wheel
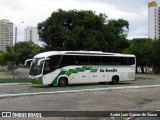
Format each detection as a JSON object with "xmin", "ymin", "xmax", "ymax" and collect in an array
[
  {"xmin": 110, "ymin": 76, "xmax": 119, "ymax": 84},
  {"xmin": 58, "ymin": 77, "xmax": 68, "ymax": 87}
]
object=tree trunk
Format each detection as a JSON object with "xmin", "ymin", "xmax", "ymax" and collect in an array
[
  {"xmin": 12, "ymin": 64, "xmax": 16, "ymax": 79},
  {"xmin": 136, "ymin": 66, "xmax": 138, "ymax": 73},
  {"xmin": 141, "ymin": 67, "xmax": 145, "ymax": 74},
  {"xmin": 153, "ymin": 64, "xmax": 160, "ymax": 74}
]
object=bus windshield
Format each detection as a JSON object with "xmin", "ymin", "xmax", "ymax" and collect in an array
[{"xmin": 29, "ymin": 58, "xmax": 44, "ymax": 76}]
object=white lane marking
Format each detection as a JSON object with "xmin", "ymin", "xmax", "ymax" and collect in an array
[{"xmin": 0, "ymin": 84, "xmax": 160, "ymax": 98}]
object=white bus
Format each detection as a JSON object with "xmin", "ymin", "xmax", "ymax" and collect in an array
[{"xmin": 25, "ymin": 51, "xmax": 136, "ymax": 86}]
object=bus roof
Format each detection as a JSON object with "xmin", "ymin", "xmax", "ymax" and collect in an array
[{"xmin": 34, "ymin": 51, "xmax": 135, "ymax": 58}]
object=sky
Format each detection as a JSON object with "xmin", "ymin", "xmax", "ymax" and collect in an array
[{"xmin": 0, "ymin": 0, "xmax": 159, "ymax": 42}]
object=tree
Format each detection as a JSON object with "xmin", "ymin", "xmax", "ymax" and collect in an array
[
  {"xmin": 123, "ymin": 38, "xmax": 153, "ymax": 73},
  {"xmin": 3, "ymin": 42, "xmax": 42, "ymax": 65},
  {"xmin": 15, "ymin": 41, "xmax": 43, "ymax": 64},
  {"xmin": 38, "ymin": 9, "xmax": 129, "ymax": 52},
  {"xmin": 2, "ymin": 51, "xmax": 20, "ymax": 78},
  {"xmin": 152, "ymin": 40, "xmax": 160, "ymax": 74},
  {"xmin": 103, "ymin": 19, "xmax": 129, "ymax": 52},
  {"xmin": 0, "ymin": 51, "xmax": 7, "ymax": 68}
]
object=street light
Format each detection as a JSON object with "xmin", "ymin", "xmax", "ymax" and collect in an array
[{"xmin": 14, "ymin": 21, "xmax": 24, "ymax": 51}]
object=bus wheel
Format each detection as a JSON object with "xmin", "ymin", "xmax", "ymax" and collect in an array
[
  {"xmin": 111, "ymin": 76, "xmax": 119, "ymax": 84},
  {"xmin": 48, "ymin": 84, "xmax": 54, "ymax": 87},
  {"xmin": 58, "ymin": 77, "xmax": 68, "ymax": 87},
  {"xmin": 98, "ymin": 82, "xmax": 106, "ymax": 84}
]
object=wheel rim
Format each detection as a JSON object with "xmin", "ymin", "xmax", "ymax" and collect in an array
[
  {"xmin": 112, "ymin": 77, "xmax": 118, "ymax": 84},
  {"xmin": 60, "ymin": 80, "xmax": 65, "ymax": 86},
  {"xmin": 58, "ymin": 78, "xmax": 67, "ymax": 87}
]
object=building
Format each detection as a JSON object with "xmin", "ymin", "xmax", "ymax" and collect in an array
[
  {"xmin": 24, "ymin": 26, "xmax": 39, "ymax": 44},
  {"xmin": 148, "ymin": 1, "xmax": 160, "ymax": 39},
  {"xmin": 0, "ymin": 19, "xmax": 13, "ymax": 51}
]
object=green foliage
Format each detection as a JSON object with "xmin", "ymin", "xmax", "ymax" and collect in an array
[
  {"xmin": 0, "ymin": 51, "xmax": 7, "ymax": 66},
  {"xmin": 2, "ymin": 51, "xmax": 20, "ymax": 65},
  {"xmin": 103, "ymin": 19, "xmax": 129, "ymax": 52},
  {"xmin": 38, "ymin": 9, "xmax": 129, "ymax": 52},
  {"xmin": 0, "ymin": 51, "xmax": 20, "ymax": 74},
  {"xmin": 0, "ymin": 78, "xmax": 29, "ymax": 83},
  {"xmin": 15, "ymin": 41, "xmax": 43, "ymax": 64},
  {"xmin": 152, "ymin": 40, "xmax": 160, "ymax": 63},
  {"xmin": 0, "ymin": 41, "xmax": 43, "ymax": 67},
  {"xmin": 0, "ymin": 42, "xmax": 43, "ymax": 79},
  {"xmin": 123, "ymin": 38, "xmax": 152, "ymax": 67},
  {"xmin": 151, "ymin": 40, "xmax": 160, "ymax": 73},
  {"xmin": 6, "ymin": 45, "xmax": 14, "ymax": 52},
  {"xmin": 123, "ymin": 38, "xmax": 160, "ymax": 73}
]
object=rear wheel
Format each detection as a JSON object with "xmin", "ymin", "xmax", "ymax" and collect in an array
[
  {"xmin": 98, "ymin": 82, "xmax": 106, "ymax": 84},
  {"xmin": 111, "ymin": 76, "xmax": 119, "ymax": 84},
  {"xmin": 58, "ymin": 77, "xmax": 68, "ymax": 87}
]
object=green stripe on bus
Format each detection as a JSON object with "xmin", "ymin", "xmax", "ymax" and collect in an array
[
  {"xmin": 30, "ymin": 77, "xmax": 43, "ymax": 84},
  {"xmin": 73, "ymin": 68, "xmax": 81, "ymax": 73},
  {"xmin": 52, "ymin": 71, "xmax": 67, "ymax": 84},
  {"xmin": 65, "ymin": 66, "xmax": 93, "ymax": 77},
  {"xmin": 86, "ymin": 66, "xmax": 93, "ymax": 70},
  {"xmin": 52, "ymin": 66, "xmax": 94, "ymax": 85},
  {"xmin": 65, "ymin": 69, "xmax": 74, "ymax": 76}
]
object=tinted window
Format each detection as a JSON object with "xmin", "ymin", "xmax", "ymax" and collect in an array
[
  {"xmin": 127, "ymin": 57, "xmax": 135, "ymax": 65},
  {"xmin": 113, "ymin": 57, "xmax": 125, "ymax": 65},
  {"xmin": 30, "ymin": 58, "xmax": 44, "ymax": 76},
  {"xmin": 101, "ymin": 56, "xmax": 113, "ymax": 65},
  {"xmin": 89, "ymin": 56, "xmax": 101, "ymax": 65},
  {"xmin": 43, "ymin": 55, "xmax": 61, "ymax": 75},
  {"xmin": 60, "ymin": 55, "xmax": 75, "ymax": 67},
  {"xmin": 75, "ymin": 56, "xmax": 89, "ymax": 65}
]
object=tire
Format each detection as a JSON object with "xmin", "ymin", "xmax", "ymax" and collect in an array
[
  {"xmin": 98, "ymin": 82, "xmax": 106, "ymax": 84},
  {"xmin": 111, "ymin": 76, "xmax": 119, "ymax": 84},
  {"xmin": 48, "ymin": 84, "xmax": 54, "ymax": 87},
  {"xmin": 58, "ymin": 77, "xmax": 68, "ymax": 87}
]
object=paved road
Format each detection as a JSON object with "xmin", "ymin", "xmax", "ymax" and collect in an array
[
  {"xmin": 0, "ymin": 86, "xmax": 160, "ymax": 120},
  {"xmin": 0, "ymin": 73, "xmax": 160, "ymax": 95},
  {"xmin": 0, "ymin": 74, "xmax": 159, "ymax": 119}
]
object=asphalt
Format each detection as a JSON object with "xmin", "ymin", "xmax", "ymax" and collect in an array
[{"xmin": 0, "ymin": 84, "xmax": 160, "ymax": 98}]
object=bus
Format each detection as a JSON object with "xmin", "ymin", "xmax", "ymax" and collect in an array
[{"xmin": 25, "ymin": 51, "xmax": 136, "ymax": 87}]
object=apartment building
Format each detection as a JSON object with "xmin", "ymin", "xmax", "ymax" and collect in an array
[
  {"xmin": 148, "ymin": 1, "xmax": 160, "ymax": 39},
  {"xmin": 0, "ymin": 19, "xmax": 13, "ymax": 51},
  {"xmin": 24, "ymin": 26, "xmax": 39, "ymax": 44}
]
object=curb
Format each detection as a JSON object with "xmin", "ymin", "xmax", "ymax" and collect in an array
[
  {"xmin": 0, "ymin": 84, "xmax": 160, "ymax": 98},
  {"xmin": 0, "ymin": 83, "xmax": 31, "ymax": 86}
]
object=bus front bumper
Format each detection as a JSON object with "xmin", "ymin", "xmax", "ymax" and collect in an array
[{"xmin": 29, "ymin": 77, "xmax": 43, "ymax": 84}]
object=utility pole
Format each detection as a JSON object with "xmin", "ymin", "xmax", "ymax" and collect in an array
[{"xmin": 14, "ymin": 21, "xmax": 24, "ymax": 51}]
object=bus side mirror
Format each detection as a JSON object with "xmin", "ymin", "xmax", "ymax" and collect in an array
[
  {"xmin": 37, "ymin": 58, "xmax": 50, "ymax": 66},
  {"xmin": 25, "ymin": 59, "xmax": 33, "ymax": 66}
]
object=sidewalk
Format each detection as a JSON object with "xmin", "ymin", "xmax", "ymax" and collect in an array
[{"xmin": 136, "ymin": 74, "xmax": 160, "ymax": 80}]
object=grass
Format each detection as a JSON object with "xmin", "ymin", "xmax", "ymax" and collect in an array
[{"xmin": 0, "ymin": 78, "xmax": 29, "ymax": 83}]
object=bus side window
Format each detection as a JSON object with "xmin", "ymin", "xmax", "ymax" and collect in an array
[
  {"xmin": 113, "ymin": 57, "xmax": 125, "ymax": 65},
  {"xmin": 101, "ymin": 56, "xmax": 113, "ymax": 65},
  {"xmin": 43, "ymin": 60, "xmax": 51, "ymax": 75},
  {"xmin": 60, "ymin": 55, "xmax": 75, "ymax": 67},
  {"xmin": 89, "ymin": 56, "xmax": 101, "ymax": 65},
  {"xmin": 128, "ymin": 57, "xmax": 135, "ymax": 65},
  {"xmin": 43, "ymin": 55, "xmax": 61, "ymax": 75},
  {"xmin": 50, "ymin": 55, "xmax": 61, "ymax": 70},
  {"xmin": 75, "ymin": 56, "xmax": 89, "ymax": 65}
]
